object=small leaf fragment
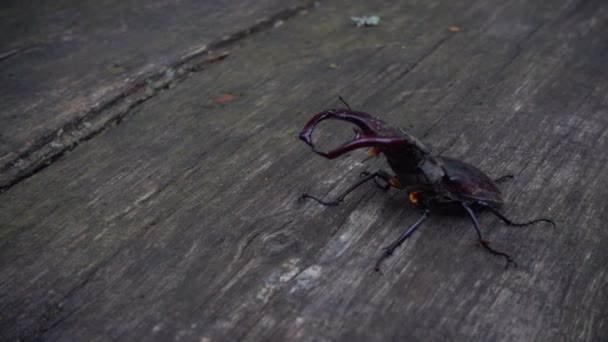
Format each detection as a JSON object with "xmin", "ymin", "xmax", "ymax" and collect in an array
[
  {"xmin": 351, "ymin": 15, "xmax": 380, "ymax": 27},
  {"xmin": 214, "ymin": 93, "xmax": 236, "ymax": 104}
]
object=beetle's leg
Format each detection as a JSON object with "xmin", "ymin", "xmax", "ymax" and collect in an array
[
  {"xmin": 360, "ymin": 170, "xmax": 394, "ymax": 191},
  {"xmin": 461, "ymin": 202, "xmax": 517, "ymax": 268},
  {"xmin": 300, "ymin": 170, "xmax": 393, "ymax": 206},
  {"xmin": 375, "ymin": 209, "xmax": 430, "ymax": 273},
  {"xmin": 479, "ymin": 204, "xmax": 556, "ymax": 228},
  {"xmin": 494, "ymin": 174, "xmax": 514, "ymax": 183}
]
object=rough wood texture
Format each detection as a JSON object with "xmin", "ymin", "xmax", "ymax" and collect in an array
[
  {"xmin": 1, "ymin": 0, "xmax": 607, "ymax": 340},
  {"xmin": 0, "ymin": 0, "xmax": 313, "ymax": 190}
]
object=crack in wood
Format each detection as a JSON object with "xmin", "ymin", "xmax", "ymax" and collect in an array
[
  {"xmin": 0, "ymin": 1, "xmax": 320, "ymax": 194},
  {"xmin": 0, "ymin": 44, "xmax": 37, "ymax": 62},
  {"xmin": 236, "ymin": 218, "xmax": 294, "ymax": 264},
  {"xmin": 394, "ymin": 35, "xmax": 453, "ymax": 84}
]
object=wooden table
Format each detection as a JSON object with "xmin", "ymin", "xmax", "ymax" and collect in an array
[{"xmin": 1, "ymin": 0, "xmax": 607, "ymax": 340}]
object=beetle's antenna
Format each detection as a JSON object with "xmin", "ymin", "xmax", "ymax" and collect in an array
[{"xmin": 338, "ymin": 95, "xmax": 352, "ymax": 110}]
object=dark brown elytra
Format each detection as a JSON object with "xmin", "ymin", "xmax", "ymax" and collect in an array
[{"xmin": 299, "ymin": 98, "xmax": 555, "ymax": 272}]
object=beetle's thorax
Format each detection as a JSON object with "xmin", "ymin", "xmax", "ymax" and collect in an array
[{"xmin": 384, "ymin": 145, "xmax": 445, "ymax": 188}]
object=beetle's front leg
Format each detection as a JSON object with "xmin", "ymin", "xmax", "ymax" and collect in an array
[
  {"xmin": 299, "ymin": 169, "xmax": 395, "ymax": 206},
  {"xmin": 360, "ymin": 169, "xmax": 398, "ymax": 191}
]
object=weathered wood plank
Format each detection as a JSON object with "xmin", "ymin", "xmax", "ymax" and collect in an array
[
  {"xmin": 1, "ymin": 0, "xmax": 607, "ymax": 340},
  {"xmin": 0, "ymin": 0, "xmax": 314, "ymax": 190}
]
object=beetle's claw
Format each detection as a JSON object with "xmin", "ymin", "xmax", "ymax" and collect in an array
[
  {"xmin": 529, "ymin": 218, "xmax": 556, "ymax": 228},
  {"xmin": 544, "ymin": 218, "xmax": 557, "ymax": 229},
  {"xmin": 374, "ymin": 249, "xmax": 394, "ymax": 273},
  {"xmin": 299, "ymin": 194, "xmax": 341, "ymax": 206},
  {"xmin": 381, "ymin": 246, "xmax": 394, "ymax": 254},
  {"xmin": 494, "ymin": 174, "xmax": 514, "ymax": 183},
  {"xmin": 504, "ymin": 256, "xmax": 518, "ymax": 269}
]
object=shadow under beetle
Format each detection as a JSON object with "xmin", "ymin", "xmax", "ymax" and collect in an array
[{"xmin": 299, "ymin": 98, "xmax": 555, "ymax": 272}]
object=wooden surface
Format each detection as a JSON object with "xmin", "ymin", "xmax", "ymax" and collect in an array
[
  {"xmin": 1, "ymin": 0, "xmax": 607, "ymax": 340},
  {"xmin": 0, "ymin": 0, "xmax": 312, "ymax": 190}
]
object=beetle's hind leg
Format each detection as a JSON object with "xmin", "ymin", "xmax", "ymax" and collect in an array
[
  {"xmin": 478, "ymin": 202, "xmax": 556, "ymax": 228},
  {"xmin": 462, "ymin": 202, "xmax": 517, "ymax": 268},
  {"xmin": 299, "ymin": 170, "xmax": 394, "ymax": 206}
]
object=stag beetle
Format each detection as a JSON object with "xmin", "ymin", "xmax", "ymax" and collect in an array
[{"xmin": 299, "ymin": 98, "xmax": 555, "ymax": 272}]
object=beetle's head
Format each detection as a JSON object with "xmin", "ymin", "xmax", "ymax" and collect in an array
[{"xmin": 299, "ymin": 109, "xmax": 424, "ymax": 159}]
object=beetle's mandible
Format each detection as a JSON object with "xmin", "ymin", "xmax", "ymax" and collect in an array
[{"xmin": 299, "ymin": 98, "xmax": 555, "ymax": 272}]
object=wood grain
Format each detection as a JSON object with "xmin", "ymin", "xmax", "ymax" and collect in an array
[
  {"xmin": 1, "ymin": 0, "xmax": 607, "ymax": 340},
  {"xmin": 0, "ymin": 0, "xmax": 314, "ymax": 190}
]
